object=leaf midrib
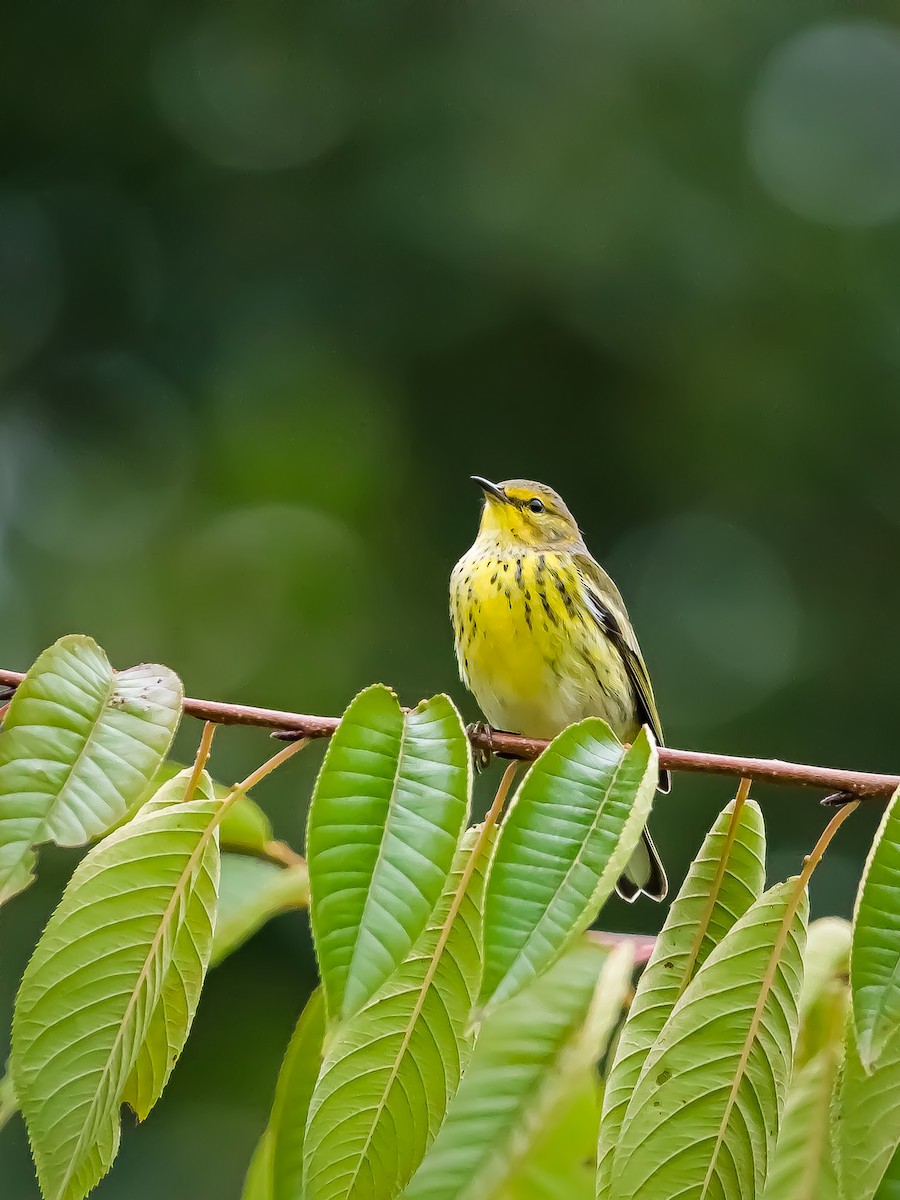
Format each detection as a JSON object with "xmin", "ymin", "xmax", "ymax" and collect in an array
[
  {"xmin": 795, "ymin": 1051, "xmax": 837, "ymax": 1200},
  {"xmin": 54, "ymin": 806, "xmax": 218, "ymax": 1200},
  {"xmin": 0, "ymin": 659, "xmax": 116, "ymax": 897},
  {"xmin": 499, "ymin": 745, "xmax": 632, "ymax": 990},
  {"xmin": 337, "ymin": 854, "xmax": 481, "ymax": 1200},
  {"xmin": 468, "ymin": 1006, "xmax": 595, "ymax": 1200},
  {"xmin": 601, "ymin": 804, "xmax": 766, "ymax": 1194},
  {"xmin": 341, "ymin": 709, "xmax": 411, "ymax": 1021},
  {"xmin": 698, "ymin": 889, "xmax": 804, "ymax": 1200}
]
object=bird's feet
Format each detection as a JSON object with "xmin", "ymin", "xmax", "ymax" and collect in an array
[{"xmin": 466, "ymin": 722, "xmax": 495, "ymax": 774}]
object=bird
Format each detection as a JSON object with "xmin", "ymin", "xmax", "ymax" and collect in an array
[{"xmin": 450, "ymin": 476, "xmax": 669, "ymax": 902}]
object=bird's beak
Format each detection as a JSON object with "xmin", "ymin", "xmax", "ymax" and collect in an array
[{"xmin": 471, "ymin": 476, "xmax": 506, "ymax": 502}]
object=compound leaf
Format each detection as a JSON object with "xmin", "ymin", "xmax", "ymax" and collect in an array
[
  {"xmin": 493, "ymin": 1074, "xmax": 600, "ymax": 1200},
  {"xmin": 405, "ymin": 939, "xmax": 631, "ymax": 1200},
  {"xmin": 801, "ymin": 919, "xmax": 851, "ymax": 1021},
  {"xmin": 0, "ymin": 635, "xmax": 183, "ymax": 904},
  {"xmin": 481, "ymin": 721, "xmax": 657, "ymax": 1011},
  {"xmin": 303, "ymin": 829, "xmax": 487, "ymax": 1200},
  {"xmin": 796, "ymin": 917, "xmax": 850, "ymax": 1068},
  {"xmin": 135, "ymin": 758, "xmax": 274, "ymax": 853},
  {"xmin": 833, "ymin": 1014, "xmax": 900, "ymax": 1200},
  {"xmin": 11, "ymin": 771, "xmax": 219, "ymax": 1200},
  {"xmin": 212, "ymin": 855, "xmax": 309, "ymax": 966},
  {"xmin": 307, "ymin": 685, "xmax": 470, "ymax": 1025},
  {"xmin": 597, "ymin": 796, "xmax": 766, "ymax": 1197},
  {"xmin": 611, "ymin": 878, "xmax": 808, "ymax": 1200},
  {"xmin": 852, "ymin": 785, "xmax": 900, "ymax": 1071},
  {"xmin": 762, "ymin": 1048, "xmax": 839, "ymax": 1200}
]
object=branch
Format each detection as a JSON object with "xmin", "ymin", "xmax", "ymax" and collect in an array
[
  {"xmin": 0, "ymin": 666, "xmax": 897, "ymax": 799},
  {"xmin": 588, "ymin": 930, "xmax": 657, "ymax": 966}
]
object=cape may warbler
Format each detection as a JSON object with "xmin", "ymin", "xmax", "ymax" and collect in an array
[{"xmin": 450, "ymin": 476, "xmax": 668, "ymax": 902}]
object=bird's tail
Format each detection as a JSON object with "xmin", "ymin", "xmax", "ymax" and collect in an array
[{"xmin": 616, "ymin": 827, "xmax": 668, "ymax": 903}]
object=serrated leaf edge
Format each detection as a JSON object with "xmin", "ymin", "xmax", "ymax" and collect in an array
[{"xmin": 42, "ymin": 798, "xmax": 221, "ymax": 1199}]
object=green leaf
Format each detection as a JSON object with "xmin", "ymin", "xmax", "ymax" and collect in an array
[
  {"xmin": 404, "ymin": 939, "xmax": 631, "ymax": 1200},
  {"xmin": 0, "ymin": 635, "xmax": 183, "ymax": 904},
  {"xmin": 242, "ymin": 989, "xmax": 326, "ymax": 1200},
  {"xmin": 243, "ymin": 1133, "xmax": 275, "ymax": 1200},
  {"xmin": 481, "ymin": 721, "xmax": 657, "ymax": 1011},
  {"xmin": 797, "ymin": 917, "xmax": 850, "ymax": 1067},
  {"xmin": 493, "ymin": 1075, "xmax": 600, "ymax": 1200},
  {"xmin": 802, "ymin": 918, "xmax": 851, "ymax": 1020},
  {"xmin": 877, "ymin": 1145, "xmax": 900, "ymax": 1199},
  {"xmin": 307, "ymin": 685, "xmax": 470, "ymax": 1024},
  {"xmin": 303, "ymin": 828, "xmax": 487, "ymax": 1200},
  {"xmin": 833, "ymin": 1014, "xmax": 900, "ymax": 1200},
  {"xmin": 611, "ymin": 878, "xmax": 808, "ymax": 1200},
  {"xmin": 11, "ymin": 771, "xmax": 220, "ymax": 1200},
  {"xmin": 761, "ymin": 1048, "xmax": 839, "ymax": 1200},
  {"xmin": 597, "ymin": 797, "xmax": 766, "ymax": 1197},
  {"xmin": 852, "ymin": 785, "xmax": 900, "ymax": 1071},
  {"xmin": 219, "ymin": 796, "xmax": 275, "ymax": 854},
  {"xmin": 0, "ymin": 1069, "xmax": 18, "ymax": 1133},
  {"xmin": 212, "ymin": 855, "xmax": 309, "ymax": 966},
  {"xmin": 135, "ymin": 760, "xmax": 274, "ymax": 852}
]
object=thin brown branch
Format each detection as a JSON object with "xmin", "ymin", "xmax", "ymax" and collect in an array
[{"xmin": 0, "ymin": 666, "xmax": 896, "ymax": 799}]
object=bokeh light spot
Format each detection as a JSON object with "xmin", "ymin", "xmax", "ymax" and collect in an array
[
  {"xmin": 151, "ymin": 18, "xmax": 353, "ymax": 172},
  {"xmin": 747, "ymin": 21, "xmax": 900, "ymax": 227}
]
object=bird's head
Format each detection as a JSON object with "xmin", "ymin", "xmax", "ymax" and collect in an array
[{"xmin": 471, "ymin": 477, "xmax": 583, "ymax": 550}]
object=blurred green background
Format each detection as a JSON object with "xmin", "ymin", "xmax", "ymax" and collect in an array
[{"xmin": 3, "ymin": 0, "xmax": 900, "ymax": 1195}]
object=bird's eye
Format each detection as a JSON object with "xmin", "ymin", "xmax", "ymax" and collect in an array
[{"xmin": 527, "ymin": 498, "xmax": 545, "ymax": 514}]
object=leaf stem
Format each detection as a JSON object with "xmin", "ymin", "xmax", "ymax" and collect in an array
[
  {"xmin": 700, "ymin": 799, "xmax": 859, "ymax": 1197},
  {"xmin": 487, "ymin": 759, "xmax": 520, "ymax": 825},
  {"xmin": 183, "ymin": 721, "xmax": 217, "ymax": 804},
  {"xmin": 426, "ymin": 760, "xmax": 518, "ymax": 987},
  {"xmin": 678, "ymin": 778, "xmax": 752, "ymax": 999},
  {"xmin": 799, "ymin": 800, "xmax": 860, "ymax": 883},
  {"xmin": 221, "ymin": 739, "xmax": 310, "ymax": 816},
  {"xmin": 218, "ymin": 837, "xmax": 308, "ymax": 873},
  {"xmin": 207, "ymin": 740, "xmax": 309, "ymax": 847},
  {"xmin": 260, "ymin": 839, "xmax": 307, "ymax": 869}
]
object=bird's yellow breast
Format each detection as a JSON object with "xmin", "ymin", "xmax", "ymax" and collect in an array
[{"xmin": 450, "ymin": 543, "xmax": 637, "ymax": 740}]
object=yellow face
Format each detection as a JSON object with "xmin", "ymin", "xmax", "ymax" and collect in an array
[{"xmin": 472, "ymin": 477, "xmax": 582, "ymax": 549}]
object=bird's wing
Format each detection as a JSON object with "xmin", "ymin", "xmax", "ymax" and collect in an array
[{"xmin": 575, "ymin": 551, "xmax": 669, "ymax": 789}]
